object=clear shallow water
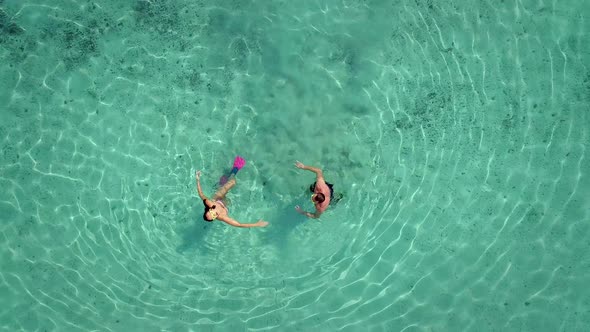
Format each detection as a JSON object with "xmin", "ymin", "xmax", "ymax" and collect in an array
[{"xmin": 0, "ymin": 0, "xmax": 588, "ymax": 330}]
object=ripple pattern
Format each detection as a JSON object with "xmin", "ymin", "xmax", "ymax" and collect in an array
[{"xmin": 0, "ymin": 0, "xmax": 589, "ymax": 331}]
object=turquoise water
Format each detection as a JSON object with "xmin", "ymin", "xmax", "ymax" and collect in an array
[{"xmin": 1, "ymin": 0, "xmax": 589, "ymax": 330}]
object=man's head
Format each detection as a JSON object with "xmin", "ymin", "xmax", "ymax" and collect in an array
[{"xmin": 311, "ymin": 193, "xmax": 325, "ymax": 204}]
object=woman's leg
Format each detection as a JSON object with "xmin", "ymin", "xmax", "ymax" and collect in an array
[{"xmin": 213, "ymin": 178, "xmax": 236, "ymax": 200}]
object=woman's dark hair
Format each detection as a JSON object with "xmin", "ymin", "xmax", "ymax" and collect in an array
[
  {"xmin": 202, "ymin": 199, "xmax": 213, "ymax": 221},
  {"xmin": 314, "ymin": 193, "xmax": 325, "ymax": 203}
]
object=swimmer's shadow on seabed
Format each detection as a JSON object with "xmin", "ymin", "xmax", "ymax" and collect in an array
[
  {"xmin": 175, "ymin": 204, "xmax": 213, "ymax": 254},
  {"xmin": 261, "ymin": 194, "xmax": 309, "ymax": 250}
]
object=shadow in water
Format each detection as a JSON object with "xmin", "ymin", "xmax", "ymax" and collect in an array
[
  {"xmin": 175, "ymin": 204, "xmax": 212, "ymax": 254},
  {"xmin": 259, "ymin": 183, "xmax": 310, "ymax": 251},
  {"xmin": 265, "ymin": 201, "xmax": 307, "ymax": 246}
]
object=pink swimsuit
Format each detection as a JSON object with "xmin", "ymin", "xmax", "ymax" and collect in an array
[{"xmin": 216, "ymin": 200, "xmax": 227, "ymax": 211}]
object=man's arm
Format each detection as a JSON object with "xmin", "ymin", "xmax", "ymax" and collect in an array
[
  {"xmin": 295, "ymin": 161, "xmax": 324, "ymax": 181},
  {"xmin": 302, "ymin": 211, "xmax": 321, "ymax": 219},
  {"xmin": 295, "ymin": 205, "xmax": 321, "ymax": 219},
  {"xmin": 195, "ymin": 171, "xmax": 207, "ymax": 200},
  {"xmin": 218, "ymin": 216, "xmax": 269, "ymax": 228}
]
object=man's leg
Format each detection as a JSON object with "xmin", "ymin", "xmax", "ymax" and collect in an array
[{"xmin": 213, "ymin": 178, "xmax": 236, "ymax": 200}]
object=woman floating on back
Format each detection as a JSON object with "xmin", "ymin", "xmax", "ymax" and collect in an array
[{"xmin": 195, "ymin": 156, "xmax": 268, "ymax": 228}]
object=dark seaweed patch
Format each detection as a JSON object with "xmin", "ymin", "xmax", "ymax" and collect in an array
[
  {"xmin": 394, "ymin": 119, "xmax": 414, "ymax": 130},
  {"xmin": 0, "ymin": 8, "xmax": 24, "ymax": 38},
  {"xmin": 133, "ymin": 0, "xmax": 179, "ymax": 35},
  {"xmin": 229, "ymin": 38, "xmax": 249, "ymax": 69},
  {"xmin": 40, "ymin": 19, "xmax": 100, "ymax": 70},
  {"xmin": 413, "ymin": 90, "xmax": 449, "ymax": 124},
  {"xmin": 176, "ymin": 69, "xmax": 206, "ymax": 91},
  {"xmin": 0, "ymin": 9, "xmax": 37, "ymax": 63},
  {"xmin": 2, "ymin": 144, "xmax": 19, "ymax": 163}
]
